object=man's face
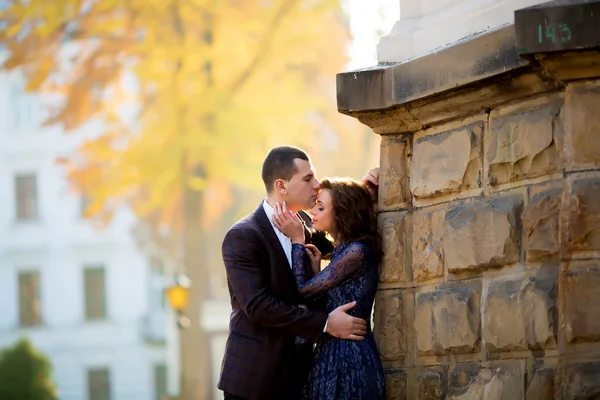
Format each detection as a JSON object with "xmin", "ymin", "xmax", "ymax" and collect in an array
[{"xmin": 283, "ymin": 159, "xmax": 320, "ymax": 211}]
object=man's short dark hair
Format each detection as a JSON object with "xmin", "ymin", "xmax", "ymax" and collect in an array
[{"xmin": 261, "ymin": 146, "xmax": 310, "ymax": 193}]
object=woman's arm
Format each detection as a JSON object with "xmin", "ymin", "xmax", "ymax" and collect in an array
[{"xmin": 291, "ymin": 242, "xmax": 366, "ymax": 299}]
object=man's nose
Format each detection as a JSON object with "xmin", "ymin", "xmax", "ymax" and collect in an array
[{"xmin": 313, "ymin": 179, "xmax": 320, "ymax": 189}]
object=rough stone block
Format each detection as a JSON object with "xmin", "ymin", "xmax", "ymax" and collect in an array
[
  {"xmin": 380, "ymin": 136, "xmax": 411, "ymax": 211},
  {"xmin": 414, "ymin": 282, "xmax": 481, "ymax": 355},
  {"xmin": 563, "ymin": 263, "xmax": 600, "ymax": 344},
  {"xmin": 526, "ymin": 367, "xmax": 554, "ymax": 400},
  {"xmin": 484, "ymin": 274, "xmax": 557, "ymax": 352},
  {"xmin": 416, "ymin": 366, "xmax": 447, "ymax": 400},
  {"xmin": 374, "ymin": 291, "xmax": 406, "ymax": 361},
  {"xmin": 557, "ymin": 361, "xmax": 600, "ymax": 400},
  {"xmin": 563, "ymin": 177, "xmax": 600, "ymax": 253},
  {"xmin": 564, "ymin": 82, "xmax": 600, "ymax": 171},
  {"xmin": 379, "ymin": 213, "xmax": 411, "ymax": 283},
  {"xmin": 487, "ymin": 98, "xmax": 563, "ymax": 185},
  {"xmin": 410, "ymin": 122, "xmax": 482, "ymax": 199},
  {"xmin": 444, "ymin": 195, "xmax": 523, "ymax": 272},
  {"xmin": 384, "ymin": 369, "xmax": 407, "ymax": 400},
  {"xmin": 413, "ymin": 208, "xmax": 445, "ymax": 281},
  {"xmin": 448, "ymin": 361, "xmax": 525, "ymax": 400},
  {"xmin": 523, "ymin": 188, "xmax": 561, "ymax": 261}
]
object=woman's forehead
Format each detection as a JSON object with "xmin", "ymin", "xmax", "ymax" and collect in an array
[{"xmin": 317, "ymin": 189, "xmax": 332, "ymax": 203}]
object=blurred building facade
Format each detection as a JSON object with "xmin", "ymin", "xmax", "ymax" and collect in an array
[{"xmin": 0, "ymin": 67, "xmax": 171, "ymax": 400}]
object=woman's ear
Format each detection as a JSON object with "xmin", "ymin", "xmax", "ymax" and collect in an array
[{"xmin": 275, "ymin": 179, "xmax": 287, "ymax": 194}]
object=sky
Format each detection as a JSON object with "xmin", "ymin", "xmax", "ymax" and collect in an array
[{"xmin": 345, "ymin": 0, "xmax": 399, "ymax": 70}]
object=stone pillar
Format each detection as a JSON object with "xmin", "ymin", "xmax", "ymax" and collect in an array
[
  {"xmin": 338, "ymin": 1, "xmax": 600, "ymax": 398},
  {"xmin": 378, "ymin": 0, "xmax": 544, "ymax": 63}
]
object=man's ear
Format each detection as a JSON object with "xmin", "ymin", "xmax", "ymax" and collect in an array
[{"xmin": 274, "ymin": 179, "xmax": 287, "ymax": 194}]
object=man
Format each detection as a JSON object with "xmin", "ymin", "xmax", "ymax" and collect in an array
[{"xmin": 219, "ymin": 146, "xmax": 379, "ymax": 400}]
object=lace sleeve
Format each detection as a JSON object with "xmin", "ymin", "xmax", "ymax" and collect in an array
[{"xmin": 291, "ymin": 242, "xmax": 366, "ymax": 300}]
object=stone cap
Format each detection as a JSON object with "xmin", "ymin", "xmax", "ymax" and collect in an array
[
  {"xmin": 337, "ymin": 0, "xmax": 600, "ymax": 116},
  {"xmin": 337, "ymin": 25, "xmax": 526, "ymax": 113}
]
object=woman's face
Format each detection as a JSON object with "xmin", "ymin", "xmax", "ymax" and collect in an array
[{"xmin": 310, "ymin": 189, "xmax": 334, "ymax": 233}]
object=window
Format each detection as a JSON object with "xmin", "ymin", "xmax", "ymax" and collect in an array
[
  {"xmin": 149, "ymin": 257, "xmax": 167, "ymax": 311},
  {"xmin": 154, "ymin": 364, "xmax": 167, "ymax": 400},
  {"xmin": 87, "ymin": 368, "xmax": 110, "ymax": 400},
  {"xmin": 18, "ymin": 271, "xmax": 42, "ymax": 327},
  {"xmin": 15, "ymin": 173, "xmax": 38, "ymax": 220},
  {"xmin": 84, "ymin": 267, "xmax": 106, "ymax": 321},
  {"xmin": 9, "ymin": 78, "xmax": 37, "ymax": 130}
]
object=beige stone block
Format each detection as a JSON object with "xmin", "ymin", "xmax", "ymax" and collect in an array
[
  {"xmin": 412, "ymin": 208, "xmax": 445, "ymax": 282},
  {"xmin": 384, "ymin": 369, "xmax": 407, "ymax": 400},
  {"xmin": 563, "ymin": 262, "xmax": 600, "ymax": 344},
  {"xmin": 523, "ymin": 187, "xmax": 561, "ymax": 261},
  {"xmin": 414, "ymin": 282, "xmax": 481, "ymax": 355},
  {"xmin": 410, "ymin": 122, "xmax": 482, "ymax": 199},
  {"xmin": 444, "ymin": 195, "xmax": 523, "ymax": 272},
  {"xmin": 374, "ymin": 290, "xmax": 406, "ymax": 361},
  {"xmin": 448, "ymin": 361, "xmax": 525, "ymax": 400},
  {"xmin": 556, "ymin": 360, "xmax": 600, "ymax": 400},
  {"xmin": 483, "ymin": 273, "xmax": 557, "ymax": 352},
  {"xmin": 380, "ymin": 136, "xmax": 411, "ymax": 211},
  {"xmin": 416, "ymin": 366, "xmax": 447, "ymax": 400},
  {"xmin": 563, "ymin": 177, "xmax": 600, "ymax": 253},
  {"xmin": 563, "ymin": 82, "xmax": 600, "ymax": 171},
  {"xmin": 526, "ymin": 367, "xmax": 554, "ymax": 400},
  {"xmin": 379, "ymin": 212, "xmax": 412, "ymax": 283},
  {"xmin": 487, "ymin": 96, "xmax": 563, "ymax": 186}
]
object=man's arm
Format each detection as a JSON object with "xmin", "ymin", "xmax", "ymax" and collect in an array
[{"xmin": 223, "ymin": 227, "xmax": 366, "ymax": 342}]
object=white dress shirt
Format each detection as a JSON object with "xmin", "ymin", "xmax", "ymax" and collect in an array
[{"xmin": 262, "ymin": 200, "xmax": 293, "ymax": 267}]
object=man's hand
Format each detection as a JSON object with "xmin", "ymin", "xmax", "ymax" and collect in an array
[
  {"xmin": 361, "ymin": 167, "xmax": 379, "ymax": 203},
  {"xmin": 326, "ymin": 301, "xmax": 367, "ymax": 341}
]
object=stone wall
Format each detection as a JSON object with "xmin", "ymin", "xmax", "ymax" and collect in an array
[
  {"xmin": 374, "ymin": 84, "xmax": 600, "ymax": 399},
  {"xmin": 337, "ymin": 2, "xmax": 600, "ymax": 398}
]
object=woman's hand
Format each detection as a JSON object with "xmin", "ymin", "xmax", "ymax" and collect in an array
[
  {"xmin": 273, "ymin": 201, "xmax": 305, "ymax": 244},
  {"xmin": 361, "ymin": 167, "xmax": 379, "ymax": 203},
  {"xmin": 304, "ymin": 244, "xmax": 322, "ymax": 275}
]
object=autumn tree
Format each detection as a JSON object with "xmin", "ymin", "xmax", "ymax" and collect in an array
[{"xmin": 0, "ymin": 0, "xmax": 361, "ymax": 399}]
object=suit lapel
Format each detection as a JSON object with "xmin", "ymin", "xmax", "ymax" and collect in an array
[{"xmin": 255, "ymin": 202, "xmax": 297, "ymax": 286}]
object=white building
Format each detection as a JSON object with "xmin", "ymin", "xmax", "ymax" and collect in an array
[{"xmin": 0, "ymin": 66, "xmax": 171, "ymax": 399}]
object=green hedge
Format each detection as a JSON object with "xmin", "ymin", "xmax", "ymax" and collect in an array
[{"xmin": 0, "ymin": 338, "xmax": 57, "ymax": 400}]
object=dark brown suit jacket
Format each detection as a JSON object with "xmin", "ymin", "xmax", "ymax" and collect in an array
[{"xmin": 218, "ymin": 202, "xmax": 328, "ymax": 400}]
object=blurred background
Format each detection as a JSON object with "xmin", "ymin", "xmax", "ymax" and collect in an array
[{"xmin": 0, "ymin": 1, "xmax": 396, "ymax": 399}]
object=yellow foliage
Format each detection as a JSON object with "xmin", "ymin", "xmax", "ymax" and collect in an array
[{"xmin": 0, "ymin": 0, "xmax": 372, "ymax": 243}]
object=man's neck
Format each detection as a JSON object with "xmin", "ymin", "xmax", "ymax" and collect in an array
[{"xmin": 265, "ymin": 195, "xmax": 301, "ymax": 213}]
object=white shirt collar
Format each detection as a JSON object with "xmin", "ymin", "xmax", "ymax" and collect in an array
[
  {"xmin": 262, "ymin": 199, "xmax": 277, "ymax": 228},
  {"xmin": 262, "ymin": 199, "xmax": 293, "ymax": 267}
]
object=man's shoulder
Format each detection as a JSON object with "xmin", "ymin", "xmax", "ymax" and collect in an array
[
  {"xmin": 225, "ymin": 209, "xmax": 261, "ymax": 237},
  {"xmin": 222, "ymin": 211, "xmax": 265, "ymax": 254}
]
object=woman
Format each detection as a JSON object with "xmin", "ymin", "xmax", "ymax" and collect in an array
[{"xmin": 273, "ymin": 178, "xmax": 385, "ymax": 400}]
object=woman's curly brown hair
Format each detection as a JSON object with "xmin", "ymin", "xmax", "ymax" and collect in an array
[{"xmin": 319, "ymin": 178, "xmax": 382, "ymax": 261}]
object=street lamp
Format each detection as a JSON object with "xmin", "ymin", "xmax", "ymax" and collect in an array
[{"xmin": 166, "ymin": 274, "xmax": 192, "ymax": 329}]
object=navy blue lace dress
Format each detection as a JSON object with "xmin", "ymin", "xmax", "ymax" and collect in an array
[{"xmin": 291, "ymin": 241, "xmax": 385, "ymax": 400}]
